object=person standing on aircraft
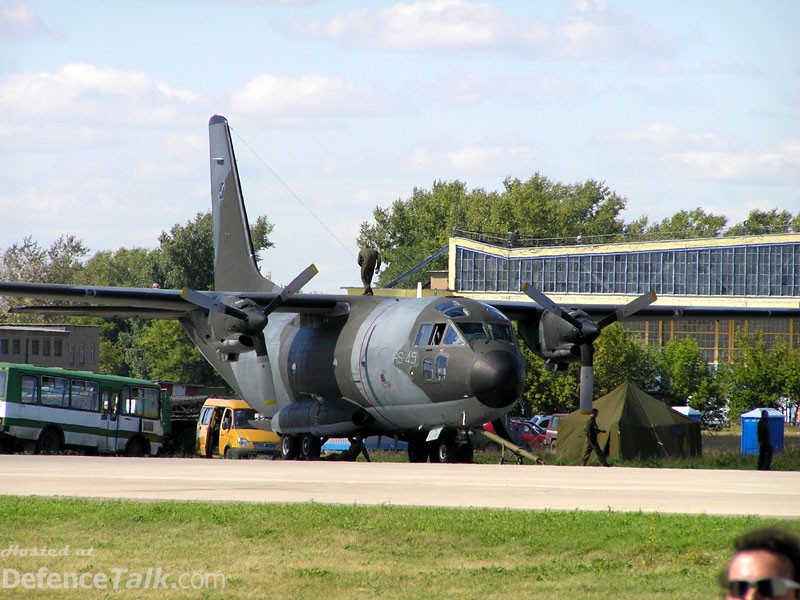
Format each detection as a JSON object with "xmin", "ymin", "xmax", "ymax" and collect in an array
[
  {"xmin": 358, "ymin": 245, "xmax": 381, "ymax": 295},
  {"xmin": 582, "ymin": 408, "xmax": 609, "ymax": 467},
  {"xmin": 722, "ymin": 526, "xmax": 800, "ymax": 599},
  {"xmin": 758, "ymin": 409, "xmax": 773, "ymax": 471}
]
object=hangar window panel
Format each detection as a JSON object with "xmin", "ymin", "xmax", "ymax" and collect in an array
[
  {"xmin": 673, "ymin": 252, "xmax": 686, "ymax": 295},
  {"xmin": 509, "ymin": 258, "xmax": 522, "ymax": 292},
  {"xmin": 580, "ymin": 256, "xmax": 592, "ymax": 293},
  {"xmin": 590, "ymin": 255, "xmax": 603, "ymax": 292},
  {"xmin": 686, "ymin": 251, "xmax": 698, "ymax": 295},
  {"xmin": 769, "ymin": 246, "xmax": 782, "ymax": 296},
  {"xmin": 780, "ymin": 246, "xmax": 795, "ymax": 295},
  {"xmin": 485, "ymin": 255, "xmax": 498, "ymax": 291},
  {"xmin": 496, "ymin": 256, "xmax": 509, "ymax": 290},
  {"xmin": 474, "ymin": 253, "xmax": 486, "ymax": 292},
  {"xmin": 626, "ymin": 253, "xmax": 638, "ymax": 292},
  {"xmin": 541, "ymin": 258, "xmax": 556, "ymax": 293},
  {"xmin": 660, "ymin": 252, "xmax": 672, "ymax": 295},
  {"xmin": 637, "ymin": 253, "xmax": 652, "ymax": 294},
  {"xmin": 602, "ymin": 255, "xmax": 615, "ymax": 292},
  {"xmin": 568, "ymin": 256, "xmax": 581, "ymax": 293},
  {"xmin": 615, "ymin": 254, "xmax": 627, "ymax": 293},
  {"xmin": 555, "ymin": 256, "xmax": 568, "ymax": 293},
  {"xmin": 697, "ymin": 250, "xmax": 711, "ymax": 295},
  {"xmin": 758, "ymin": 246, "xmax": 771, "ymax": 295},
  {"xmin": 520, "ymin": 260, "xmax": 533, "ymax": 290},
  {"xmin": 745, "ymin": 247, "xmax": 758, "ymax": 294},
  {"xmin": 530, "ymin": 259, "xmax": 543, "ymax": 290}
]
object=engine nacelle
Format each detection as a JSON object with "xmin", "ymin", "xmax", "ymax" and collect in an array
[
  {"xmin": 209, "ymin": 335, "xmax": 254, "ymax": 355},
  {"xmin": 272, "ymin": 400, "xmax": 373, "ymax": 437}
]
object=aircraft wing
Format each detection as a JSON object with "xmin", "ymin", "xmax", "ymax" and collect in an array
[
  {"xmin": 0, "ymin": 282, "xmax": 345, "ymax": 319},
  {"xmin": 486, "ymin": 298, "xmax": 800, "ymax": 322}
]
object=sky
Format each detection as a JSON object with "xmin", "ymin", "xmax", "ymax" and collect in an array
[{"xmin": 0, "ymin": 0, "xmax": 798, "ymax": 293}]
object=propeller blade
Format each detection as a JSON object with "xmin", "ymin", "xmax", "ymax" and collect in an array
[
  {"xmin": 181, "ymin": 288, "xmax": 248, "ymax": 320},
  {"xmin": 597, "ymin": 290, "xmax": 657, "ymax": 329},
  {"xmin": 262, "ymin": 264, "xmax": 318, "ymax": 316},
  {"xmin": 252, "ymin": 332, "xmax": 269, "ymax": 358},
  {"xmin": 522, "ymin": 283, "xmax": 584, "ymax": 330}
]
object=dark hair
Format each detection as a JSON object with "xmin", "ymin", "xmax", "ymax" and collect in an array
[{"xmin": 733, "ymin": 527, "xmax": 800, "ymax": 580}]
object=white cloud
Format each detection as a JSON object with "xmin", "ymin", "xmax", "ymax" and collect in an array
[
  {"xmin": 298, "ymin": 0, "xmax": 543, "ymax": 52},
  {"xmin": 0, "ymin": 63, "xmax": 200, "ymax": 129},
  {"xmin": 406, "ymin": 142, "xmax": 535, "ymax": 176},
  {"xmin": 229, "ymin": 73, "xmax": 387, "ymax": 122},
  {"xmin": 665, "ymin": 141, "xmax": 800, "ymax": 183},
  {"xmin": 0, "ymin": 0, "xmax": 47, "ymax": 39},
  {"xmin": 601, "ymin": 123, "xmax": 737, "ymax": 152}
]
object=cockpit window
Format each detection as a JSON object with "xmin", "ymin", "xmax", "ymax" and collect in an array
[
  {"xmin": 414, "ymin": 324, "xmax": 432, "ymax": 346},
  {"xmin": 484, "ymin": 305, "xmax": 506, "ymax": 320},
  {"xmin": 455, "ymin": 322, "xmax": 488, "ymax": 342},
  {"xmin": 434, "ymin": 300, "xmax": 459, "ymax": 312},
  {"xmin": 444, "ymin": 306, "xmax": 468, "ymax": 318},
  {"xmin": 487, "ymin": 323, "xmax": 514, "ymax": 343},
  {"xmin": 443, "ymin": 325, "xmax": 465, "ymax": 346}
]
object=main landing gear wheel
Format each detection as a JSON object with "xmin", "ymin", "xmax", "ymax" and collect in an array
[
  {"xmin": 300, "ymin": 434, "xmax": 321, "ymax": 460},
  {"xmin": 281, "ymin": 434, "xmax": 299, "ymax": 460}
]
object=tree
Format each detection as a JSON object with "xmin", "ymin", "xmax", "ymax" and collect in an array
[
  {"xmin": 592, "ymin": 323, "xmax": 659, "ymax": 397},
  {"xmin": 359, "ymin": 174, "xmax": 629, "ymax": 289},
  {"xmin": 643, "ymin": 208, "xmax": 727, "ymax": 239},
  {"xmin": 132, "ymin": 320, "xmax": 223, "ymax": 384},
  {"xmin": 718, "ymin": 332, "xmax": 783, "ymax": 419},
  {"xmin": 725, "ymin": 208, "xmax": 797, "ymax": 236},
  {"xmin": 151, "ymin": 211, "xmax": 274, "ymax": 291},
  {"xmin": 0, "ymin": 235, "xmax": 88, "ymax": 320}
]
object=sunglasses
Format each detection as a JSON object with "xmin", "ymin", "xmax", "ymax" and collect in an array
[{"xmin": 726, "ymin": 577, "xmax": 800, "ymax": 598}]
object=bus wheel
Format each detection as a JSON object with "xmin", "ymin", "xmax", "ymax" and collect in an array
[
  {"xmin": 126, "ymin": 437, "xmax": 148, "ymax": 457},
  {"xmin": 37, "ymin": 428, "xmax": 62, "ymax": 455}
]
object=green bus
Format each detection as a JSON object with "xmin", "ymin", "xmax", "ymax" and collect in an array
[{"xmin": 0, "ymin": 362, "xmax": 165, "ymax": 456}]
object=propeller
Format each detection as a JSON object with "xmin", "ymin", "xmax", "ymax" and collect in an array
[
  {"xmin": 522, "ymin": 284, "xmax": 656, "ymax": 413},
  {"xmin": 181, "ymin": 264, "xmax": 318, "ymax": 358}
]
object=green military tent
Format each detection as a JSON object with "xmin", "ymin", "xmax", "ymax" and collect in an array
[{"xmin": 555, "ymin": 382, "xmax": 702, "ymax": 462}]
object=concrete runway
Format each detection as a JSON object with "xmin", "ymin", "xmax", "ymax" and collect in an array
[{"xmin": 0, "ymin": 455, "xmax": 798, "ymax": 517}]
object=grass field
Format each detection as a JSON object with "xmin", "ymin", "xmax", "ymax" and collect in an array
[
  {"xmin": 1, "ymin": 496, "xmax": 797, "ymax": 599},
  {"xmin": 1, "ymin": 427, "xmax": 798, "ymax": 598}
]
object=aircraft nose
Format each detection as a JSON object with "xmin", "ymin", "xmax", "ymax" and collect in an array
[{"xmin": 469, "ymin": 349, "xmax": 525, "ymax": 409}]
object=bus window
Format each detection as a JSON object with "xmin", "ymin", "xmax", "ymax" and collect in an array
[
  {"xmin": 21, "ymin": 375, "xmax": 38, "ymax": 405},
  {"xmin": 71, "ymin": 380, "xmax": 99, "ymax": 412},
  {"xmin": 125, "ymin": 387, "xmax": 160, "ymax": 419},
  {"xmin": 0, "ymin": 370, "xmax": 5, "ymax": 398},
  {"xmin": 199, "ymin": 407, "xmax": 212, "ymax": 426},
  {"xmin": 102, "ymin": 391, "xmax": 119, "ymax": 417},
  {"xmin": 41, "ymin": 376, "xmax": 69, "ymax": 408}
]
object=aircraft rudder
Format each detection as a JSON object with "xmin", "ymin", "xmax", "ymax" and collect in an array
[{"xmin": 208, "ymin": 114, "xmax": 278, "ymax": 293}]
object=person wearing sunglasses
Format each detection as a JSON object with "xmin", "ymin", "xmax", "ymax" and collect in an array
[{"xmin": 723, "ymin": 527, "xmax": 800, "ymax": 599}]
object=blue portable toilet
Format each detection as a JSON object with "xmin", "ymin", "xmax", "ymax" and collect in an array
[{"xmin": 740, "ymin": 408, "xmax": 784, "ymax": 456}]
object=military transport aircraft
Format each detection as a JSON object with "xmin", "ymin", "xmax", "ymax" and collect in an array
[{"xmin": 0, "ymin": 115, "xmax": 701, "ymax": 463}]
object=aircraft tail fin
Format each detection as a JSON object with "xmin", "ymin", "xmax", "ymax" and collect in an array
[{"xmin": 209, "ymin": 115, "xmax": 278, "ymax": 293}]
